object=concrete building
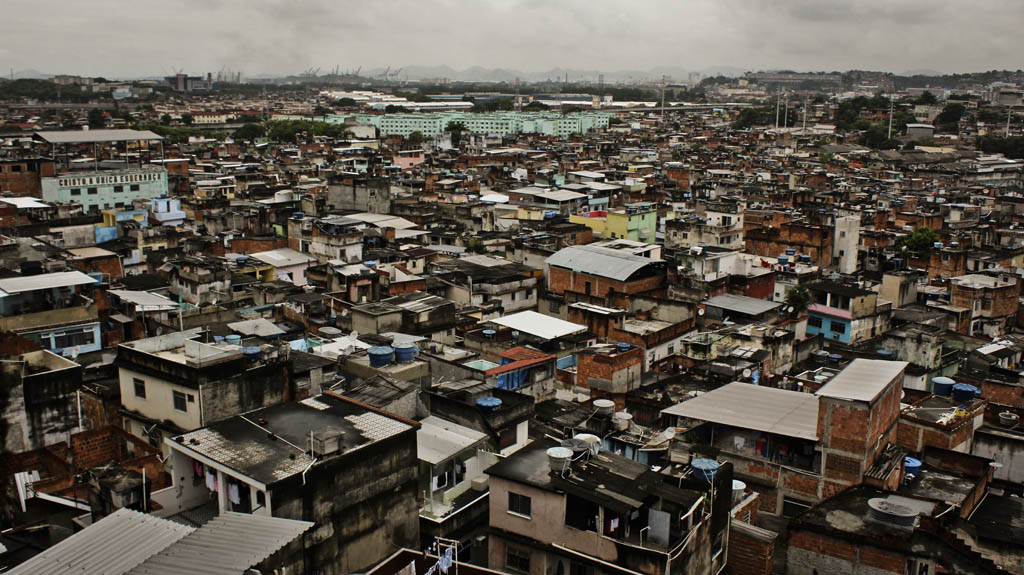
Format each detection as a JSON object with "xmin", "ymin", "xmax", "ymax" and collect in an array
[
  {"xmin": 949, "ymin": 273, "xmax": 1019, "ymax": 338},
  {"xmin": 805, "ymin": 280, "xmax": 892, "ymax": 345},
  {"xmin": 334, "ymin": 111, "xmax": 613, "ymax": 138},
  {"xmin": 155, "ymin": 392, "xmax": 419, "ymax": 575},
  {"xmin": 485, "ymin": 437, "xmax": 733, "ymax": 575},
  {"xmin": 115, "ymin": 328, "xmax": 296, "ymax": 456},
  {"xmin": 0, "ymin": 270, "xmax": 102, "ymax": 357},
  {"xmin": 569, "ymin": 202, "xmax": 658, "ymax": 244},
  {"xmin": 429, "ymin": 255, "xmax": 540, "ymax": 315}
]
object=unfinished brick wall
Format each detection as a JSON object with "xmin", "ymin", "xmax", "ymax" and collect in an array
[{"xmin": 727, "ymin": 521, "xmax": 775, "ymax": 575}]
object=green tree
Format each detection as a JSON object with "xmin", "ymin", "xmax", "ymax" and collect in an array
[
  {"xmin": 523, "ymin": 100, "xmax": 548, "ymax": 111},
  {"xmin": 87, "ymin": 108, "xmax": 107, "ymax": 128},
  {"xmin": 933, "ymin": 103, "xmax": 965, "ymax": 132},
  {"xmin": 446, "ymin": 121, "xmax": 467, "ymax": 147},
  {"xmin": 407, "ymin": 131, "xmax": 427, "ymax": 144},
  {"xmin": 859, "ymin": 124, "xmax": 898, "ymax": 149},
  {"xmin": 233, "ymin": 123, "xmax": 266, "ymax": 141},
  {"xmin": 384, "ymin": 104, "xmax": 409, "ymax": 113},
  {"xmin": 896, "ymin": 227, "xmax": 940, "ymax": 258},
  {"xmin": 181, "ymin": 113, "xmax": 194, "ymax": 126},
  {"xmin": 784, "ymin": 285, "xmax": 812, "ymax": 315},
  {"xmin": 914, "ymin": 91, "xmax": 938, "ymax": 105},
  {"xmin": 313, "ymin": 105, "xmax": 333, "ymax": 117},
  {"xmin": 160, "ymin": 113, "xmax": 172, "ymax": 125},
  {"xmin": 337, "ymin": 97, "xmax": 357, "ymax": 108}
]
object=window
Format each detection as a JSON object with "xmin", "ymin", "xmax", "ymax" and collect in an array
[
  {"xmin": 114, "ymin": 185, "xmax": 124, "ymax": 193},
  {"xmin": 70, "ymin": 188, "xmax": 81, "ymax": 196},
  {"xmin": 570, "ymin": 562, "xmax": 593, "ymax": 575},
  {"xmin": 53, "ymin": 327, "xmax": 93, "ymax": 349},
  {"xmin": 808, "ymin": 316, "xmax": 822, "ymax": 329},
  {"xmin": 508, "ymin": 492, "xmax": 531, "ymax": 517},
  {"xmin": 130, "ymin": 184, "xmax": 140, "ymax": 192},
  {"xmin": 173, "ymin": 390, "xmax": 187, "ymax": 412},
  {"xmin": 584, "ymin": 281, "xmax": 591, "ymax": 295},
  {"xmin": 505, "ymin": 547, "xmax": 530, "ymax": 573},
  {"xmin": 87, "ymin": 187, "xmax": 98, "ymax": 195},
  {"xmin": 133, "ymin": 378, "xmax": 146, "ymax": 399},
  {"xmin": 549, "ymin": 300, "xmax": 561, "ymax": 313},
  {"xmin": 830, "ymin": 322, "xmax": 847, "ymax": 335}
]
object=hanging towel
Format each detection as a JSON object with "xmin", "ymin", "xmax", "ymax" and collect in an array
[
  {"xmin": 206, "ymin": 468, "xmax": 217, "ymax": 492},
  {"xmin": 228, "ymin": 482, "xmax": 240, "ymax": 505}
]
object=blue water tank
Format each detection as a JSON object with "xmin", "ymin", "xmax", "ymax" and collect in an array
[
  {"xmin": 616, "ymin": 343, "xmax": 631, "ymax": 353},
  {"xmin": 799, "ymin": 254, "xmax": 811, "ymax": 263},
  {"xmin": 393, "ymin": 343, "xmax": 417, "ymax": 363},
  {"xmin": 785, "ymin": 248, "xmax": 796, "ymax": 256},
  {"xmin": 292, "ymin": 211, "xmax": 305, "ymax": 220},
  {"xmin": 235, "ymin": 256, "xmax": 249, "ymax": 266},
  {"xmin": 904, "ymin": 456, "xmax": 922, "ymax": 478},
  {"xmin": 363, "ymin": 260, "xmax": 377, "ymax": 267},
  {"xmin": 931, "ymin": 376, "xmax": 955, "ymax": 397},
  {"xmin": 225, "ymin": 334, "xmax": 242, "ymax": 346},
  {"xmin": 691, "ymin": 458, "xmax": 720, "ymax": 484},
  {"xmin": 876, "ymin": 349, "xmax": 894, "ymax": 358},
  {"xmin": 952, "ymin": 383, "xmax": 978, "ymax": 403},
  {"xmin": 482, "ymin": 329, "xmax": 497, "ymax": 338},
  {"xmin": 777, "ymin": 256, "xmax": 789, "ymax": 266},
  {"xmin": 242, "ymin": 347, "xmax": 261, "ymax": 363},
  {"xmin": 828, "ymin": 353, "xmax": 843, "ymax": 364},
  {"xmin": 368, "ymin": 346, "xmax": 394, "ymax": 367},
  {"xmin": 476, "ymin": 397, "xmax": 503, "ymax": 413}
]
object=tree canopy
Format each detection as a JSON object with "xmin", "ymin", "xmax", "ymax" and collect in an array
[{"xmin": 896, "ymin": 227, "xmax": 940, "ymax": 258}]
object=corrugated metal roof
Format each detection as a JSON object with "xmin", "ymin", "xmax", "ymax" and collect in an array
[
  {"xmin": 662, "ymin": 382, "xmax": 820, "ymax": 441},
  {"xmin": 702, "ymin": 294, "xmax": 782, "ymax": 316},
  {"xmin": 125, "ymin": 512, "xmax": 312, "ymax": 575},
  {"xmin": 417, "ymin": 415, "xmax": 487, "ymax": 465},
  {"xmin": 109, "ymin": 289, "xmax": 178, "ymax": 311},
  {"xmin": 490, "ymin": 310, "xmax": 586, "ymax": 340},
  {"xmin": 545, "ymin": 244, "xmax": 661, "ymax": 282},
  {"xmin": 35, "ymin": 129, "xmax": 164, "ymax": 144},
  {"xmin": 7, "ymin": 508, "xmax": 194, "ymax": 575},
  {"xmin": 816, "ymin": 358, "xmax": 907, "ymax": 403},
  {"xmin": 0, "ymin": 270, "xmax": 97, "ymax": 296}
]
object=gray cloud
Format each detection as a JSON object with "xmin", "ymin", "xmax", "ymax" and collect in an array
[{"xmin": 1, "ymin": 0, "xmax": 1020, "ymax": 78}]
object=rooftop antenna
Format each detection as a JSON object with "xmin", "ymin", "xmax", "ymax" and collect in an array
[{"xmin": 803, "ymin": 97, "xmax": 808, "ymax": 130}]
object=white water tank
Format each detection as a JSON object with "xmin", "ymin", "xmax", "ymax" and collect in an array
[{"xmin": 612, "ymin": 411, "xmax": 633, "ymax": 431}]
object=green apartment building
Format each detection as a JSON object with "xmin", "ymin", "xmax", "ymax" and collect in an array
[
  {"xmin": 327, "ymin": 111, "xmax": 614, "ymax": 137},
  {"xmin": 42, "ymin": 166, "xmax": 169, "ymax": 213}
]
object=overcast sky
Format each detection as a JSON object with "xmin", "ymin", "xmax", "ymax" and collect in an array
[{"xmin": 1, "ymin": 0, "xmax": 1021, "ymax": 79}]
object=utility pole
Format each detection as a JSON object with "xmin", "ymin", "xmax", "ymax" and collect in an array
[
  {"xmin": 887, "ymin": 99, "xmax": 894, "ymax": 139},
  {"xmin": 1008, "ymin": 107, "xmax": 1013, "ymax": 137},
  {"xmin": 775, "ymin": 89, "xmax": 781, "ymax": 129},
  {"xmin": 803, "ymin": 97, "xmax": 808, "ymax": 130}
]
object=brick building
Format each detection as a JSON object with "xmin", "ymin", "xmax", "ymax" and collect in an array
[
  {"xmin": 544, "ymin": 244, "xmax": 667, "ymax": 309},
  {"xmin": 949, "ymin": 273, "xmax": 1019, "ymax": 337}
]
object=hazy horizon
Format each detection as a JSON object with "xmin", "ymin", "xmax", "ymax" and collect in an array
[{"xmin": 2, "ymin": 0, "xmax": 1021, "ymax": 79}]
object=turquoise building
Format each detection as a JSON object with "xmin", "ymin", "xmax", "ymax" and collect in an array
[
  {"xmin": 325, "ymin": 111, "xmax": 614, "ymax": 137},
  {"xmin": 42, "ymin": 166, "xmax": 169, "ymax": 213}
]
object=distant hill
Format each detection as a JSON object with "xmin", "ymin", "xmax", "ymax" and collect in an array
[{"xmin": 357, "ymin": 65, "xmax": 747, "ymax": 84}]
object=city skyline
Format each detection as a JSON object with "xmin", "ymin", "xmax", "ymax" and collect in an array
[{"xmin": 2, "ymin": 0, "xmax": 1022, "ymax": 79}]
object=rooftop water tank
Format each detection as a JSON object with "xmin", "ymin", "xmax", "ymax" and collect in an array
[
  {"xmin": 394, "ymin": 343, "xmax": 418, "ymax": 363},
  {"xmin": 616, "ymin": 343, "xmax": 631, "ymax": 353},
  {"xmin": 876, "ymin": 349, "xmax": 894, "ymax": 358},
  {"xmin": 828, "ymin": 353, "xmax": 843, "ymax": 364},
  {"xmin": 292, "ymin": 211, "xmax": 304, "ymax": 220},
  {"xmin": 732, "ymin": 480, "xmax": 747, "ymax": 505},
  {"xmin": 932, "ymin": 376, "xmax": 955, "ymax": 397},
  {"xmin": 612, "ymin": 411, "xmax": 633, "ymax": 431},
  {"xmin": 691, "ymin": 458, "xmax": 720, "ymax": 484},
  {"xmin": 547, "ymin": 446, "xmax": 573, "ymax": 472},
  {"xmin": 593, "ymin": 399, "xmax": 615, "ymax": 416},
  {"xmin": 799, "ymin": 254, "xmax": 811, "ymax": 263},
  {"xmin": 777, "ymin": 256, "xmax": 789, "ymax": 266},
  {"xmin": 999, "ymin": 412, "xmax": 1020, "ymax": 428},
  {"xmin": 904, "ymin": 456, "xmax": 922, "ymax": 481},
  {"xmin": 482, "ymin": 329, "xmax": 497, "ymax": 339},
  {"xmin": 225, "ymin": 334, "xmax": 242, "ymax": 346},
  {"xmin": 952, "ymin": 383, "xmax": 978, "ymax": 403},
  {"xmin": 242, "ymin": 347, "xmax": 261, "ymax": 363},
  {"xmin": 785, "ymin": 248, "xmax": 796, "ymax": 256},
  {"xmin": 235, "ymin": 256, "xmax": 249, "ymax": 266},
  {"xmin": 476, "ymin": 396, "xmax": 503, "ymax": 413},
  {"xmin": 811, "ymin": 350, "xmax": 830, "ymax": 363},
  {"xmin": 368, "ymin": 346, "xmax": 394, "ymax": 368},
  {"xmin": 363, "ymin": 260, "xmax": 377, "ymax": 267},
  {"xmin": 867, "ymin": 498, "xmax": 918, "ymax": 527},
  {"xmin": 573, "ymin": 433, "xmax": 601, "ymax": 456}
]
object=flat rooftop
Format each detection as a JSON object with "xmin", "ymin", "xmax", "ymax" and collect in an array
[
  {"xmin": 172, "ymin": 393, "xmax": 413, "ymax": 486},
  {"xmin": 662, "ymin": 382, "xmax": 820, "ymax": 441}
]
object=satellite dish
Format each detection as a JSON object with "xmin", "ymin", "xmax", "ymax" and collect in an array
[
  {"xmin": 697, "ymin": 309, "xmax": 705, "ymax": 316},
  {"xmin": 742, "ymin": 368, "xmax": 752, "ymax": 378}
]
